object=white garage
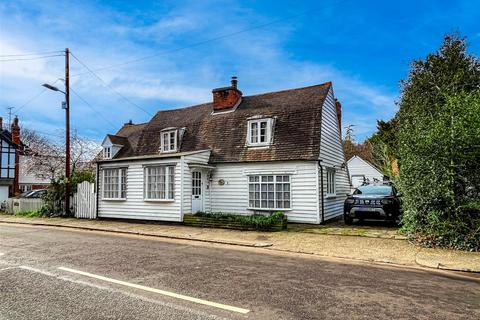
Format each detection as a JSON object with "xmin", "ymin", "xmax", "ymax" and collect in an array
[{"xmin": 347, "ymin": 155, "xmax": 385, "ymax": 189}]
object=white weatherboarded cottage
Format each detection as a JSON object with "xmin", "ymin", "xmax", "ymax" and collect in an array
[
  {"xmin": 347, "ymin": 155, "xmax": 385, "ymax": 189},
  {"xmin": 96, "ymin": 78, "xmax": 349, "ymax": 224}
]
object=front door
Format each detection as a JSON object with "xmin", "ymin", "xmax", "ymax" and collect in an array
[{"xmin": 192, "ymin": 171, "xmax": 203, "ymax": 213}]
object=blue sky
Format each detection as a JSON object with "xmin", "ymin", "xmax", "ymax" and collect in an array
[{"xmin": 1, "ymin": 0, "xmax": 479, "ymax": 143}]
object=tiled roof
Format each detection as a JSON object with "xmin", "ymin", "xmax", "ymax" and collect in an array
[
  {"xmin": 107, "ymin": 134, "xmax": 128, "ymax": 145},
  {"xmin": 111, "ymin": 82, "xmax": 332, "ymax": 162},
  {"xmin": 110, "ymin": 123, "xmax": 146, "ymax": 158}
]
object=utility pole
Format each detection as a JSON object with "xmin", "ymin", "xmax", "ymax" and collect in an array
[{"xmin": 65, "ymin": 48, "xmax": 71, "ymax": 216}]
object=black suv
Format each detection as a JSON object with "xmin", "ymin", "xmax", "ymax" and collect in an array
[{"xmin": 344, "ymin": 183, "xmax": 402, "ymax": 224}]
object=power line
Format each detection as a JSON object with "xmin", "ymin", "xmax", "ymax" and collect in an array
[
  {"xmin": 15, "ymin": 79, "xmax": 61, "ymax": 114},
  {"xmin": 0, "ymin": 50, "xmax": 63, "ymax": 57},
  {"xmin": 71, "ymin": 1, "xmax": 348, "ymax": 76},
  {"xmin": 69, "ymin": 87, "xmax": 118, "ymax": 129},
  {"xmin": 0, "ymin": 54, "xmax": 64, "ymax": 62},
  {"xmin": 69, "ymin": 51, "xmax": 152, "ymax": 116},
  {"xmin": 15, "ymin": 89, "xmax": 46, "ymax": 113}
]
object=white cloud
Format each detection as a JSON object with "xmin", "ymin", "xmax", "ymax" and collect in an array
[
  {"xmin": 113, "ymin": 81, "xmax": 211, "ymax": 104},
  {"xmin": 0, "ymin": 1, "xmax": 397, "ymax": 142}
]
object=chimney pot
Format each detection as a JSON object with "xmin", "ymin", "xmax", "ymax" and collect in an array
[{"xmin": 231, "ymin": 76, "xmax": 238, "ymax": 89}]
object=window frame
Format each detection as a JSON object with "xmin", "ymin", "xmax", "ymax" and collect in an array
[
  {"xmin": 246, "ymin": 118, "xmax": 273, "ymax": 147},
  {"xmin": 326, "ymin": 168, "xmax": 336, "ymax": 197},
  {"xmin": 101, "ymin": 167, "xmax": 127, "ymax": 200},
  {"xmin": 247, "ymin": 174, "xmax": 291, "ymax": 211},
  {"xmin": 0, "ymin": 140, "xmax": 16, "ymax": 179},
  {"xmin": 103, "ymin": 146, "xmax": 111, "ymax": 159},
  {"xmin": 143, "ymin": 165, "xmax": 176, "ymax": 201},
  {"xmin": 160, "ymin": 130, "xmax": 178, "ymax": 153}
]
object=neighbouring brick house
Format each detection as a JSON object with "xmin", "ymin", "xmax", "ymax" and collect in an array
[
  {"xmin": 97, "ymin": 78, "xmax": 349, "ymax": 224},
  {"xmin": 0, "ymin": 117, "xmax": 50, "ymax": 202}
]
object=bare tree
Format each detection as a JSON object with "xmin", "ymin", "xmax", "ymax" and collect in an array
[
  {"xmin": 21, "ymin": 129, "xmax": 65, "ymax": 180},
  {"xmin": 21, "ymin": 128, "xmax": 101, "ymax": 180},
  {"xmin": 70, "ymin": 131, "xmax": 102, "ymax": 173}
]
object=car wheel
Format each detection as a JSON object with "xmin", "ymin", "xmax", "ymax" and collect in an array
[
  {"xmin": 389, "ymin": 218, "xmax": 399, "ymax": 227},
  {"xmin": 344, "ymin": 214, "xmax": 353, "ymax": 225}
]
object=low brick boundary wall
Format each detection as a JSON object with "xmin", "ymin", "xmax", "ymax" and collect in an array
[{"xmin": 183, "ymin": 214, "xmax": 287, "ymax": 231}]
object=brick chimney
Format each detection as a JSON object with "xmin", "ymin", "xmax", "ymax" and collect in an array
[
  {"xmin": 11, "ymin": 116, "xmax": 20, "ymax": 195},
  {"xmin": 0, "ymin": 117, "xmax": 3, "ymax": 131},
  {"xmin": 11, "ymin": 116, "xmax": 20, "ymax": 144},
  {"xmin": 335, "ymin": 99, "xmax": 342, "ymax": 135},
  {"xmin": 212, "ymin": 76, "xmax": 242, "ymax": 112}
]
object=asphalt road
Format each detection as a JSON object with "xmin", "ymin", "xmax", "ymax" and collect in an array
[{"xmin": 0, "ymin": 223, "xmax": 479, "ymax": 320}]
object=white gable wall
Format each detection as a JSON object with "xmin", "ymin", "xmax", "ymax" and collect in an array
[
  {"xmin": 318, "ymin": 88, "xmax": 350, "ymax": 221},
  {"xmin": 347, "ymin": 156, "xmax": 384, "ymax": 188},
  {"xmin": 101, "ymin": 137, "xmax": 122, "ymax": 158}
]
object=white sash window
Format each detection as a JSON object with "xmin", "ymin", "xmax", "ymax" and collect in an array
[
  {"xmin": 144, "ymin": 165, "xmax": 175, "ymax": 200},
  {"xmin": 102, "ymin": 168, "xmax": 127, "ymax": 199}
]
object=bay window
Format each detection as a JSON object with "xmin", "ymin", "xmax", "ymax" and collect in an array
[
  {"xmin": 248, "ymin": 175, "xmax": 290, "ymax": 209},
  {"xmin": 144, "ymin": 165, "xmax": 175, "ymax": 200},
  {"xmin": 102, "ymin": 168, "xmax": 127, "ymax": 199}
]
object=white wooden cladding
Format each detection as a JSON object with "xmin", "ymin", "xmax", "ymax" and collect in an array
[
  {"xmin": 318, "ymin": 88, "xmax": 350, "ymax": 221},
  {"xmin": 73, "ymin": 181, "xmax": 97, "ymax": 219}
]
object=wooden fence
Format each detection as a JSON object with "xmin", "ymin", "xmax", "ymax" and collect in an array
[
  {"xmin": 73, "ymin": 181, "xmax": 97, "ymax": 219},
  {"xmin": 5, "ymin": 198, "xmax": 44, "ymax": 215}
]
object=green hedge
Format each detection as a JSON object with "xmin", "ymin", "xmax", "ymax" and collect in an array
[
  {"xmin": 401, "ymin": 202, "xmax": 480, "ymax": 251},
  {"xmin": 185, "ymin": 211, "xmax": 287, "ymax": 231}
]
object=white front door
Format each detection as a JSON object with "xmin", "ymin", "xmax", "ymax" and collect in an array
[{"xmin": 192, "ymin": 171, "xmax": 203, "ymax": 213}]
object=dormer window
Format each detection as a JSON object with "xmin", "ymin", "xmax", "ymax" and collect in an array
[
  {"xmin": 104, "ymin": 147, "xmax": 112, "ymax": 159},
  {"xmin": 161, "ymin": 129, "xmax": 177, "ymax": 152},
  {"xmin": 247, "ymin": 118, "xmax": 273, "ymax": 147}
]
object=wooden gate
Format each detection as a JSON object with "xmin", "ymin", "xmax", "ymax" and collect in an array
[{"xmin": 73, "ymin": 181, "xmax": 97, "ymax": 219}]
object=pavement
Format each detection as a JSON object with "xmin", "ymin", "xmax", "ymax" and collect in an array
[
  {"xmin": 0, "ymin": 214, "xmax": 479, "ymax": 273},
  {"xmin": 1, "ymin": 224, "xmax": 479, "ymax": 319}
]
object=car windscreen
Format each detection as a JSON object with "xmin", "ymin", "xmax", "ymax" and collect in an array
[
  {"xmin": 354, "ymin": 185, "xmax": 393, "ymax": 196},
  {"xmin": 20, "ymin": 191, "xmax": 34, "ymax": 198},
  {"xmin": 28, "ymin": 190, "xmax": 47, "ymax": 198}
]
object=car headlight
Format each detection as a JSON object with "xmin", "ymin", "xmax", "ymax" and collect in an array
[
  {"xmin": 345, "ymin": 198, "xmax": 355, "ymax": 204},
  {"xmin": 381, "ymin": 198, "xmax": 394, "ymax": 205}
]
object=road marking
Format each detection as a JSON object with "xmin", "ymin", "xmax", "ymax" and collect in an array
[
  {"xmin": 0, "ymin": 266, "xmax": 17, "ymax": 272},
  {"xmin": 58, "ymin": 266, "xmax": 250, "ymax": 314}
]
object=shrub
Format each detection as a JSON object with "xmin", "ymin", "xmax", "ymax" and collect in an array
[
  {"xmin": 41, "ymin": 170, "xmax": 95, "ymax": 217},
  {"xmin": 195, "ymin": 211, "xmax": 287, "ymax": 231},
  {"xmin": 16, "ymin": 210, "xmax": 44, "ymax": 218}
]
